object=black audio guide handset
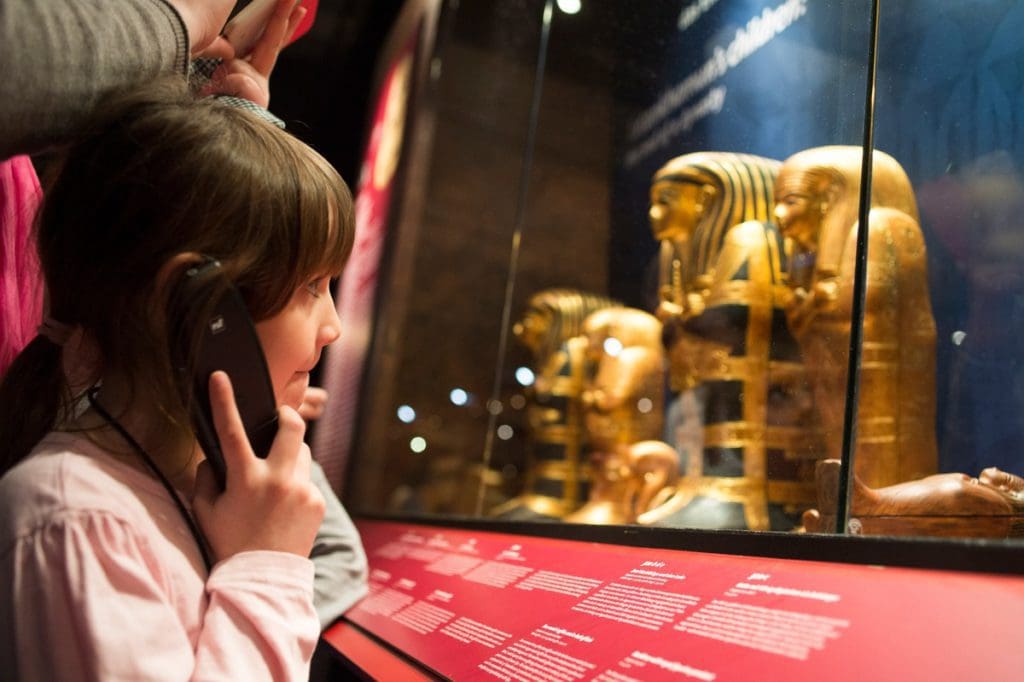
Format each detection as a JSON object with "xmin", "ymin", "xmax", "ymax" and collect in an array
[{"xmin": 167, "ymin": 258, "xmax": 278, "ymax": 488}]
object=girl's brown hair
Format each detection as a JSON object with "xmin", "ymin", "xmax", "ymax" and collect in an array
[{"xmin": 0, "ymin": 78, "xmax": 354, "ymax": 474}]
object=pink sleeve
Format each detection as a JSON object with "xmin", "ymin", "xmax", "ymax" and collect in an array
[
  {"xmin": 201, "ymin": 551, "xmax": 322, "ymax": 679},
  {"xmin": 2, "ymin": 511, "xmax": 319, "ymax": 680},
  {"xmin": 0, "ymin": 155, "xmax": 43, "ymax": 376}
]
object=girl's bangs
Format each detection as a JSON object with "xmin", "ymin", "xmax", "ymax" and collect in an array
[
  {"xmin": 295, "ymin": 146, "xmax": 355, "ymax": 282},
  {"xmin": 239, "ymin": 131, "xmax": 355, "ymax": 319}
]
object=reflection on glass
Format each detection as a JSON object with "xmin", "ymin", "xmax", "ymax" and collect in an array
[{"xmin": 825, "ymin": 0, "xmax": 1024, "ymax": 538}]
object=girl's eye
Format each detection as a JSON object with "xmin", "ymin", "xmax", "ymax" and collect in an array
[{"xmin": 306, "ymin": 278, "xmax": 324, "ymax": 298}]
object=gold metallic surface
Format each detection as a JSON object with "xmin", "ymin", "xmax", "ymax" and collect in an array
[
  {"xmin": 491, "ymin": 289, "xmax": 617, "ymax": 519},
  {"xmin": 578, "ymin": 307, "xmax": 666, "ymax": 450},
  {"xmin": 565, "ymin": 307, "xmax": 674, "ymax": 524},
  {"xmin": 645, "ymin": 152, "xmax": 820, "ymax": 530},
  {"xmin": 775, "ymin": 146, "xmax": 938, "ymax": 488}
]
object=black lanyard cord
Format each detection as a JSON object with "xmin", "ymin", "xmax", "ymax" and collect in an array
[{"xmin": 86, "ymin": 388, "xmax": 214, "ymax": 572}]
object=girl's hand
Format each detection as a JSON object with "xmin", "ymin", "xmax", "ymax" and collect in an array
[
  {"xmin": 203, "ymin": 0, "xmax": 306, "ymax": 107},
  {"xmin": 277, "ymin": 370, "xmax": 329, "ymax": 421},
  {"xmin": 192, "ymin": 371, "xmax": 325, "ymax": 561},
  {"xmin": 298, "ymin": 386, "xmax": 329, "ymax": 421}
]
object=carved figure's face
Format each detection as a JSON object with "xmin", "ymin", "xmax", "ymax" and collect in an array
[
  {"xmin": 513, "ymin": 309, "xmax": 551, "ymax": 354},
  {"xmin": 649, "ymin": 179, "xmax": 713, "ymax": 241},
  {"xmin": 774, "ymin": 178, "xmax": 827, "ymax": 251}
]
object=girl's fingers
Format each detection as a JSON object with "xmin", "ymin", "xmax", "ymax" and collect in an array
[
  {"xmin": 292, "ymin": 441, "xmax": 313, "ymax": 481},
  {"xmin": 266, "ymin": 405, "xmax": 307, "ymax": 475},
  {"xmin": 208, "ymin": 372, "xmax": 309, "ymax": 482},
  {"xmin": 207, "ymin": 371, "xmax": 255, "ymax": 479},
  {"xmin": 297, "ymin": 386, "xmax": 328, "ymax": 421}
]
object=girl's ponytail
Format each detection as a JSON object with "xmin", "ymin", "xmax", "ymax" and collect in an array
[{"xmin": 0, "ymin": 336, "xmax": 69, "ymax": 476}]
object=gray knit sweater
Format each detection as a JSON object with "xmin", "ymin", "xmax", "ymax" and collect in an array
[{"xmin": 0, "ymin": 0, "xmax": 188, "ymax": 159}]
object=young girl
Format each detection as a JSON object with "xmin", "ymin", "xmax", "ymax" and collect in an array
[{"xmin": 0, "ymin": 77, "xmax": 355, "ymax": 680}]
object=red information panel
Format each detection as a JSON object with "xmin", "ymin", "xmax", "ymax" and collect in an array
[{"xmin": 341, "ymin": 520, "xmax": 1024, "ymax": 681}]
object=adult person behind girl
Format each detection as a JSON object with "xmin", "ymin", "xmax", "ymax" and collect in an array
[
  {"xmin": 1, "ymin": 0, "xmax": 238, "ymax": 160},
  {"xmin": 0, "ymin": 77, "xmax": 357, "ymax": 679}
]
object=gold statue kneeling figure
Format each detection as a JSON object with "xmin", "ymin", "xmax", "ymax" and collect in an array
[
  {"xmin": 564, "ymin": 307, "xmax": 678, "ymax": 525},
  {"xmin": 774, "ymin": 146, "xmax": 938, "ymax": 489}
]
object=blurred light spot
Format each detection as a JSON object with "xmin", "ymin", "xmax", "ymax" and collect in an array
[
  {"xmin": 502, "ymin": 464, "xmax": 519, "ymax": 479},
  {"xmin": 557, "ymin": 0, "xmax": 581, "ymax": 14},
  {"xmin": 509, "ymin": 394, "xmax": 527, "ymax": 410},
  {"xmin": 397, "ymin": 405, "xmax": 416, "ymax": 423},
  {"xmin": 951, "ymin": 330, "xmax": 966, "ymax": 346},
  {"xmin": 515, "ymin": 366, "xmax": 536, "ymax": 386},
  {"xmin": 637, "ymin": 398, "xmax": 653, "ymax": 413},
  {"xmin": 487, "ymin": 399, "xmax": 503, "ymax": 415},
  {"xmin": 409, "ymin": 437, "xmax": 426, "ymax": 453},
  {"xmin": 450, "ymin": 388, "xmax": 469, "ymax": 406},
  {"xmin": 497, "ymin": 425, "xmax": 514, "ymax": 440},
  {"xmin": 603, "ymin": 337, "xmax": 624, "ymax": 356}
]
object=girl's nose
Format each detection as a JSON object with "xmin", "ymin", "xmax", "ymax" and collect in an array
[{"xmin": 318, "ymin": 294, "xmax": 342, "ymax": 347}]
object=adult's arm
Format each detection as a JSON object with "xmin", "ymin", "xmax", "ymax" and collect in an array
[
  {"xmin": 0, "ymin": 0, "xmax": 205, "ymax": 159},
  {"xmin": 309, "ymin": 460, "xmax": 370, "ymax": 628}
]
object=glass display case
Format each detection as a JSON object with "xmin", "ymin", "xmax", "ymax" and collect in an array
[{"xmin": 326, "ymin": 0, "xmax": 1024, "ymax": 547}]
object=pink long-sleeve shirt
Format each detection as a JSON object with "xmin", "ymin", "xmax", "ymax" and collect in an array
[{"xmin": 0, "ymin": 431, "xmax": 320, "ymax": 680}]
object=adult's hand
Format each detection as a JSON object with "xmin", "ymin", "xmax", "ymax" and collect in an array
[
  {"xmin": 167, "ymin": 0, "xmax": 237, "ymax": 60},
  {"xmin": 203, "ymin": 0, "xmax": 306, "ymax": 107}
]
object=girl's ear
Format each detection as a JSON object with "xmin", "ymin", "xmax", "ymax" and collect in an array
[
  {"xmin": 152, "ymin": 252, "xmax": 209, "ymax": 308},
  {"xmin": 149, "ymin": 249, "xmax": 211, "ymax": 313}
]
